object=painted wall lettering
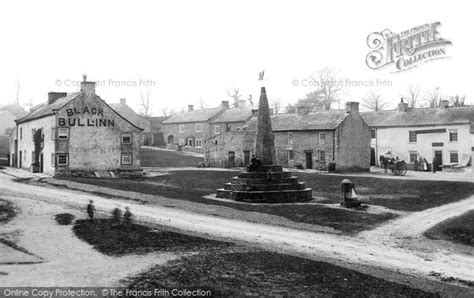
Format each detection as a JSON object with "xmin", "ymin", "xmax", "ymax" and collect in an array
[{"xmin": 59, "ymin": 105, "xmax": 114, "ymax": 127}]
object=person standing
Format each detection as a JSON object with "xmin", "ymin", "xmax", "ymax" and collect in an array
[
  {"xmin": 86, "ymin": 200, "xmax": 96, "ymax": 221},
  {"xmin": 432, "ymin": 157, "xmax": 437, "ymax": 173}
]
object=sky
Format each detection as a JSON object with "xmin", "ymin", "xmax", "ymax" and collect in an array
[{"xmin": 0, "ymin": 0, "xmax": 472, "ymax": 115}]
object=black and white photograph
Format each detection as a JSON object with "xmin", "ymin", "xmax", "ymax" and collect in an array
[{"xmin": 0, "ymin": 0, "xmax": 473, "ymax": 297}]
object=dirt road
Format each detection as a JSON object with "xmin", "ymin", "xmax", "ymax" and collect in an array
[{"xmin": 0, "ymin": 171, "xmax": 472, "ymax": 291}]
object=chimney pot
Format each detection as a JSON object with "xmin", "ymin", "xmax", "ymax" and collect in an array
[
  {"xmin": 345, "ymin": 102, "xmax": 360, "ymax": 114},
  {"xmin": 398, "ymin": 101, "xmax": 409, "ymax": 112},
  {"xmin": 221, "ymin": 101, "xmax": 229, "ymax": 109},
  {"xmin": 80, "ymin": 76, "xmax": 96, "ymax": 95},
  {"xmin": 47, "ymin": 92, "xmax": 67, "ymax": 105},
  {"xmin": 188, "ymin": 105, "xmax": 194, "ymax": 112},
  {"xmin": 439, "ymin": 100, "xmax": 449, "ymax": 109}
]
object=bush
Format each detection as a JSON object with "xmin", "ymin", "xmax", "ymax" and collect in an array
[{"xmin": 55, "ymin": 213, "xmax": 75, "ymax": 225}]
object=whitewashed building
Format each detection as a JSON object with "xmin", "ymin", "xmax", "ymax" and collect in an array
[
  {"xmin": 10, "ymin": 77, "xmax": 143, "ymax": 176},
  {"xmin": 362, "ymin": 100, "xmax": 474, "ymax": 170}
]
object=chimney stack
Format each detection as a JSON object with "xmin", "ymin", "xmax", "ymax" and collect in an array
[
  {"xmin": 297, "ymin": 105, "xmax": 311, "ymax": 115},
  {"xmin": 47, "ymin": 92, "xmax": 67, "ymax": 105},
  {"xmin": 188, "ymin": 105, "xmax": 194, "ymax": 112},
  {"xmin": 398, "ymin": 98, "xmax": 409, "ymax": 112},
  {"xmin": 80, "ymin": 75, "xmax": 96, "ymax": 96},
  {"xmin": 120, "ymin": 98, "xmax": 126, "ymax": 105},
  {"xmin": 439, "ymin": 100, "xmax": 449, "ymax": 109},
  {"xmin": 251, "ymin": 109, "xmax": 258, "ymax": 117},
  {"xmin": 221, "ymin": 101, "xmax": 229, "ymax": 109},
  {"xmin": 345, "ymin": 101, "xmax": 360, "ymax": 114}
]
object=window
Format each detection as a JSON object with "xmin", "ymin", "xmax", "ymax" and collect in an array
[
  {"xmin": 179, "ymin": 124, "xmax": 184, "ymax": 133},
  {"xmin": 409, "ymin": 131, "xmax": 417, "ymax": 143},
  {"xmin": 449, "ymin": 130, "xmax": 458, "ymax": 142},
  {"xmin": 450, "ymin": 151, "xmax": 459, "ymax": 163},
  {"xmin": 287, "ymin": 132, "xmax": 294, "ymax": 144},
  {"xmin": 319, "ymin": 150, "xmax": 326, "ymax": 162},
  {"xmin": 319, "ymin": 132, "xmax": 326, "ymax": 145},
  {"xmin": 196, "ymin": 139, "xmax": 202, "ymax": 147},
  {"xmin": 121, "ymin": 133, "xmax": 132, "ymax": 144},
  {"xmin": 195, "ymin": 124, "xmax": 202, "ymax": 132},
  {"xmin": 214, "ymin": 125, "xmax": 221, "ymax": 135},
  {"xmin": 287, "ymin": 150, "xmax": 294, "ymax": 161},
  {"xmin": 20, "ymin": 128, "xmax": 23, "ymax": 139},
  {"xmin": 51, "ymin": 128, "xmax": 56, "ymax": 140},
  {"xmin": 121, "ymin": 153, "xmax": 132, "ymax": 165},
  {"xmin": 371, "ymin": 129, "xmax": 376, "ymax": 139},
  {"xmin": 409, "ymin": 151, "xmax": 418, "ymax": 163},
  {"xmin": 51, "ymin": 153, "xmax": 55, "ymax": 166},
  {"xmin": 57, "ymin": 154, "xmax": 69, "ymax": 166},
  {"xmin": 58, "ymin": 128, "xmax": 69, "ymax": 139}
]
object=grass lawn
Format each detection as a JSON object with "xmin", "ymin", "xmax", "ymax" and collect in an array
[
  {"xmin": 58, "ymin": 170, "xmax": 474, "ymax": 234},
  {"xmin": 424, "ymin": 210, "xmax": 474, "ymax": 246},
  {"xmin": 0, "ymin": 199, "xmax": 16, "ymax": 223},
  {"xmin": 127, "ymin": 250, "xmax": 437, "ymax": 297},
  {"xmin": 140, "ymin": 148, "xmax": 203, "ymax": 167},
  {"xmin": 73, "ymin": 219, "xmax": 232, "ymax": 256}
]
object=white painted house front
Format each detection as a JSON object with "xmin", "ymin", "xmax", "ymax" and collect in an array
[{"xmin": 362, "ymin": 100, "xmax": 474, "ymax": 170}]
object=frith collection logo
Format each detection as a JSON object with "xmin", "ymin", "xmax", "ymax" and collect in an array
[{"xmin": 366, "ymin": 22, "xmax": 452, "ymax": 72}]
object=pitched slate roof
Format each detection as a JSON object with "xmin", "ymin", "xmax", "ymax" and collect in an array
[
  {"xmin": 245, "ymin": 110, "xmax": 349, "ymax": 131},
  {"xmin": 162, "ymin": 107, "xmax": 224, "ymax": 124},
  {"xmin": 16, "ymin": 93, "xmax": 80, "ymax": 124},
  {"xmin": 109, "ymin": 103, "xmax": 149, "ymax": 131},
  {"xmin": 210, "ymin": 106, "xmax": 254, "ymax": 123},
  {"xmin": 361, "ymin": 106, "xmax": 474, "ymax": 128}
]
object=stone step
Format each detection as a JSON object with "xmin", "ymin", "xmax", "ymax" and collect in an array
[
  {"xmin": 237, "ymin": 171, "xmax": 292, "ymax": 179},
  {"xmin": 232, "ymin": 176, "xmax": 300, "ymax": 184},
  {"xmin": 233, "ymin": 188, "xmax": 313, "ymax": 203},
  {"xmin": 224, "ymin": 182, "xmax": 306, "ymax": 191}
]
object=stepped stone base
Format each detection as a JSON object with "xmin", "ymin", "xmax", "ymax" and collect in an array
[{"xmin": 216, "ymin": 165, "xmax": 312, "ymax": 203}]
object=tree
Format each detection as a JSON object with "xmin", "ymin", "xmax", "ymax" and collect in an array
[
  {"xmin": 160, "ymin": 107, "xmax": 176, "ymax": 118},
  {"xmin": 401, "ymin": 85, "xmax": 421, "ymax": 109},
  {"xmin": 227, "ymin": 88, "xmax": 242, "ymax": 108},
  {"xmin": 285, "ymin": 103, "xmax": 297, "ymax": 114},
  {"xmin": 199, "ymin": 97, "xmax": 208, "ymax": 109},
  {"xmin": 450, "ymin": 95, "xmax": 466, "ymax": 107},
  {"xmin": 426, "ymin": 86, "xmax": 443, "ymax": 108},
  {"xmin": 139, "ymin": 90, "xmax": 152, "ymax": 117},
  {"xmin": 296, "ymin": 89, "xmax": 325, "ymax": 111},
  {"xmin": 362, "ymin": 91, "xmax": 388, "ymax": 111},
  {"xmin": 310, "ymin": 67, "xmax": 343, "ymax": 110},
  {"xmin": 270, "ymin": 98, "xmax": 282, "ymax": 114},
  {"xmin": 247, "ymin": 94, "xmax": 254, "ymax": 106}
]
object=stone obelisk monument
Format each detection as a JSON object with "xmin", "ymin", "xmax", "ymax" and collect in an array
[
  {"xmin": 216, "ymin": 72, "xmax": 312, "ymax": 203},
  {"xmin": 254, "ymin": 86, "xmax": 276, "ymax": 168}
]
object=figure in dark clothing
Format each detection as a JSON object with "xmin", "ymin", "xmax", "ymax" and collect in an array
[
  {"xmin": 86, "ymin": 200, "xmax": 95, "ymax": 221},
  {"xmin": 249, "ymin": 155, "xmax": 261, "ymax": 172},
  {"xmin": 432, "ymin": 157, "xmax": 437, "ymax": 173},
  {"xmin": 380, "ymin": 155, "xmax": 388, "ymax": 174},
  {"xmin": 123, "ymin": 207, "xmax": 133, "ymax": 226}
]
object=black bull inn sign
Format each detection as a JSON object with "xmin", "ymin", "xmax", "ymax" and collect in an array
[{"xmin": 58, "ymin": 106, "xmax": 115, "ymax": 127}]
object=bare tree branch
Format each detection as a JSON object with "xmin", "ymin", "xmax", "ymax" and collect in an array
[
  {"xmin": 270, "ymin": 98, "xmax": 282, "ymax": 114},
  {"xmin": 226, "ymin": 88, "xmax": 242, "ymax": 108},
  {"xmin": 450, "ymin": 95, "xmax": 466, "ymax": 107},
  {"xmin": 401, "ymin": 85, "xmax": 421, "ymax": 109},
  {"xmin": 362, "ymin": 91, "xmax": 388, "ymax": 111},
  {"xmin": 139, "ymin": 90, "xmax": 152, "ymax": 117},
  {"xmin": 307, "ymin": 67, "xmax": 343, "ymax": 110},
  {"xmin": 425, "ymin": 86, "xmax": 443, "ymax": 108}
]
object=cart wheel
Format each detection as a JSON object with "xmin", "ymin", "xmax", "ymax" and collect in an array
[{"xmin": 399, "ymin": 165, "xmax": 407, "ymax": 176}]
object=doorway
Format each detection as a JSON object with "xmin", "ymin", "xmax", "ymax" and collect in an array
[
  {"xmin": 434, "ymin": 150, "xmax": 443, "ymax": 171},
  {"xmin": 19, "ymin": 151, "xmax": 22, "ymax": 168},
  {"xmin": 243, "ymin": 150, "xmax": 250, "ymax": 166},
  {"xmin": 40, "ymin": 153, "xmax": 44, "ymax": 173},
  {"xmin": 305, "ymin": 151, "xmax": 313, "ymax": 169},
  {"xmin": 370, "ymin": 148, "xmax": 376, "ymax": 166},
  {"xmin": 228, "ymin": 151, "xmax": 235, "ymax": 168}
]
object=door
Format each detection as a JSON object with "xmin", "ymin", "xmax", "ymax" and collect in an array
[
  {"xmin": 19, "ymin": 151, "xmax": 22, "ymax": 168},
  {"xmin": 40, "ymin": 153, "xmax": 44, "ymax": 173},
  {"xmin": 305, "ymin": 151, "xmax": 313, "ymax": 169},
  {"xmin": 370, "ymin": 148, "xmax": 376, "ymax": 166},
  {"xmin": 434, "ymin": 150, "xmax": 443, "ymax": 171},
  {"xmin": 243, "ymin": 150, "xmax": 250, "ymax": 166},
  {"xmin": 228, "ymin": 151, "xmax": 235, "ymax": 168}
]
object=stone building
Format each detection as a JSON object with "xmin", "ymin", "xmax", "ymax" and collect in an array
[
  {"xmin": 161, "ymin": 101, "xmax": 253, "ymax": 153},
  {"xmin": 110, "ymin": 98, "xmax": 153, "ymax": 145},
  {"xmin": 362, "ymin": 99, "xmax": 474, "ymax": 170},
  {"xmin": 9, "ymin": 77, "xmax": 143, "ymax": 176},
  {"xmin": 205, "ymin": 102, "xmax": 371, "ymax": 172}
]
